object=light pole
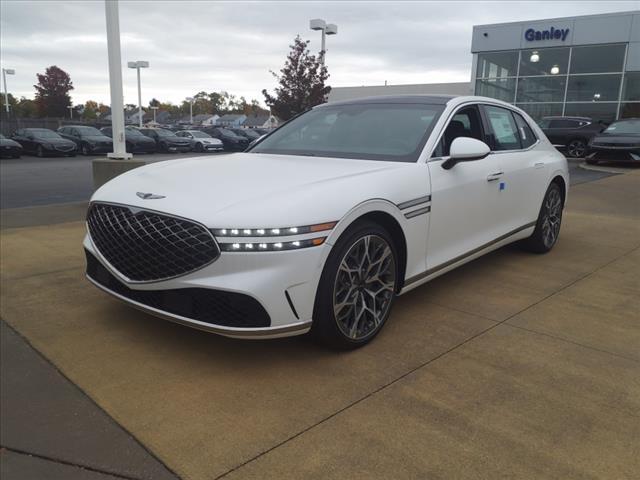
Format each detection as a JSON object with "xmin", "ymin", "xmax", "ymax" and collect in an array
[
  {"xmin": 186, "ymin": 97, "xmax": 194, "ymax": 124},
  {"xmin": 67, "ymin": 105, "xmax": 74, "ymax": 119},
  {"xmin": 310, "ymin": 19, "xmax": 338, "ymax": 66},
  {"xmin": 127, "ymin": 60, "xmax": 149, "ymax": 127},
  {"xmin": 105, "ymin": 0, "xmax": 130, "ymax": 159},
  {"xmin": 2, "ymin": 68, "xmax": 15, "ymax": 114},
  {"xmin": 150, "ymin": 105, "xmax": 159, "ymax": 124}
]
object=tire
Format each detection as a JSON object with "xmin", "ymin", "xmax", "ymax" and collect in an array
[
  {"xmin": 81, "ymin": 143, "xmax": 90, "ymax": 156},
  {"xmin": 160, "ymin": 142, "xmax": 167, "ymax": 152},
  {"xmin": 311, "ymin": 220, "xmax": 399, "ymax": 349},
  {"xmin": 566, "ymin": 138, "xmax": 587, "ymax": 158},
  {"xmin": 37, "ymin": 145, "xmax": 44, "ymax": 157},
  {"xmin": 195, "ymin": 142, "xmax": 204, "ymax": 152},
  {"xmin": 521, "ymin": 182, "xmax": 564, "ymax": 253}
]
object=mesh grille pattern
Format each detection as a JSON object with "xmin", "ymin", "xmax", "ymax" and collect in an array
[
  {"xmin": 86, "ymin": 250, "xmax": 270, "ymax": 328},
  {"xmin": 87, "ymin": 203, "xmax": 219, "ymax": 282}
]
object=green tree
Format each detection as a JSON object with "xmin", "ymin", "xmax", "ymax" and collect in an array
[
  {"xmin": 33, "ymin": 65, "xmax": 74, "ymax": 117},
  {"xmin": 83, "ymin": 100, "xmax": 99, "ymax": 120},
  {"xmin": 262, "ymin": 36, "xmax": 330, "ymax": 120}
]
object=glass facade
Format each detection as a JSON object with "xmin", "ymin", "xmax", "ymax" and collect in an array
[{"xmin": 475, "ymin": 43, "xmax": 637, "ymax": 124}]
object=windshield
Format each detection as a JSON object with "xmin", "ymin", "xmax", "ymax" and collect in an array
[
  {"xmin": 603, "ymin": 120, "xmax": 640, "ymax": 135},
  {"xmin": 250, "ymin": 103, "xmax": 445, "ymax": 162},
  {"xmin": 155, "ymin": 128, "xmax": 176, "ymax": 137},
  {"xmin": 30, "ymin": 129, "xmax": 62, "ymax": 139},
  {"xmin": 189, "ymin": 131, "xmax": 211, "ymax": 138},
  {"xmin": 125, "ymin": 127, "xmax": 145, "ymax": 137},
  {"xmin": 75, "ymin": 126, "xmax": 103, "ymax": 136}
]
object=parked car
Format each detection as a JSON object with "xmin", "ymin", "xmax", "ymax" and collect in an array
[
  {"xmin": 58, "ymin": 125, "xmax": 112, "ymax": 155},
  {"xmin": 100, "ymin": 126, "xmax": 157, "ymax": 153},
  {"xmin": 0, "ymin": 133, "xmax": 23, "ymax": 158},
  {"xmin": 229, "ymin": 128, "xmax": 261, "ymax": 141},
  {"xmin": 85, "ymin": 95, "xmax": 568, "ymax": 349},
  {"xmin": 175, "ymin": 130, "xmax": 224, "ymax": 152},
  {"xmin": 139, "ymin": 128, "xmax": 192, "ymax": 153},
  {"xmin": 11, "ymin": 128, "xmax": 76, "ymax": 157},
  {"xmin": 538, "ymin": 116, "xmax": 605, "ymax": 158},
  {"xmin": 202, "ymin": 127, "xmax": 249, "ymax": 151},
  {"xmin": 586, "ymin": 118, "xmax": 640, "ymax": 164}
]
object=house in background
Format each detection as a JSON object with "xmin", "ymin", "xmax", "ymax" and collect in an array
[
  {"xmin": 244, "ymin": 113, "xmax": 280, "ymax": 129},
  {"xmin": 216, "ymin": 114, "xmax": 247, "ymax": 127},
  {"xmin": 194, "ymin": 114, "xmax": 219, "ymax": 126}
]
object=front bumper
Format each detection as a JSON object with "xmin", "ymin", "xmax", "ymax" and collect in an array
[
  {"xmin": 83, "ymin": 231, "xmax": 327, "ymax": 338},
  {"xmin": 167, "ymin": 144, "xmax": 192, "ymax": 152},
  {"xmin": 203, "ymin": 143, "xmax": 224, "ymax": 151},
  {"xmin": 0, "ymin": 145, "xmax": 21, "ymax": 157},
  {"xmin": 587, "ymin": 147, "xmax": 640, "ymax": 162}
]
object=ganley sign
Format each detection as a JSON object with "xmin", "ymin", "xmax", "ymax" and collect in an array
[{"xmin": 525, "ymin": 27, "xmax": 570, "ymax": 42}]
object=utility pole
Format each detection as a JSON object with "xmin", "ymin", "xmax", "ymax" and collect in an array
[{"xmin": 2, "ymin": 68, "xmax": 15, "ymax": 114}]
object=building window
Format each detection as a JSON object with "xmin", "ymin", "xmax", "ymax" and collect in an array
[
  {"xmin": 475, "ymin": 78, "xmax": 516, "ymax": 102},
  {"xmin": 622, "ymin": 72, "xmax": 640, "ymax": 101},
  {"xmin": 476, "ymin": 51, "xmax": 519, "ymax": 78},
  {"xmin": 569, "ymin": 44, "xmax": 626, "ymax": 74},
  {"xmin": 519, "ymin": 47, "xmax": 570, "ymax": 76},
  {"xmin": 563, "ymin": 103, "xmax": 618, "ymax": 123},
  {"xmin": 516, "ymin": 76, "xmax": 567, "ymax": 103},
  {"xmin": 515, "ymin": 103, "xmax": 563, "ymax": 122},
  {"xmin": 619, "ymin": 103, "xmax": 640, "ymax": 118},
  {"xmin": 566, "ymin": 74, "xmax": 622, "ymax": 102}
]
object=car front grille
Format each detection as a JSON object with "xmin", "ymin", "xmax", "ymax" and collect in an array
[
  {"xmin": 87, "ymin": 202, "xmax": 220, "ymax": 282},
  {"xmin": 85, "ymin": 250, "xmax": 270, "ymax": 328}
]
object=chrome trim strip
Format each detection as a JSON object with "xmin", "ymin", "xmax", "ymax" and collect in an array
[
  {"xmin": 404, "ymin": 221, "xmax": 537, "ymax": 286},
  {"xmin": 404, "ymin": 206, "xmax": 431, "ymax": 219},
  {"xmin": 86, "ymin": 274, "xmax": 312, "ymax": 338},
  {"xmin": 397, "ymin": 195, "xmax": 431, "ymax": 210}
]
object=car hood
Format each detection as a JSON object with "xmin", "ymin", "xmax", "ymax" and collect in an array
[
  {"xmin": 85, "ymin": 135, "xmax": 112, "ymax": 142},
  {"xmin": 91, "ymin": 152, "xmax": 420, "ymax": 227},
  {"xmin": 1, "ymin": 138, "xmax": 21, "ymax": 147},
  {"xmin": 128, "ymin": 135, "xmax": 155, "ymax": 143},
  {"xmin": 591, "ymin": 134, "xmax": 640, "ymax": 144}
]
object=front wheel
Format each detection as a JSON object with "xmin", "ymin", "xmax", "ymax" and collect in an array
[
  {"xmin": 566, "ymin": 139, "xmax": 587, "ymax": 158},
  {"xmin": 194, "ymin": 142, "xmax": 204, "ymax": 152},
  {"xmin": 81, "ymin": 143, "xmax": 90, "ymax": 156},
  {"xmin": 36, "ymin": 145, "xmax": 44, "ymax": 157},
  {"xmin": 521, "ymin": 182, "xmax": 564, "ymax": 253},
  {"xmin": 311, "ymin": 221, "xmax": 398, "ymax": 349}
]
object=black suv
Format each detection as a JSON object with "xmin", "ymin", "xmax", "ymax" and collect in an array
[
  {"xmin": 586, "ymin": 118, "xmax": 640, "ymax": 164},
  {"xmin": 58, "ymin": 125, "xmax": 112, "ymax": 155},
  {"xmin": 100, "ymin": 126, "xmax": 157, "ymax": 153},
  {"xmin": 139, "ymin": 128, "xmax": 192, "ymax": 153},
  {"xmin": 538, "ymin": 116, "xmax": 605, "ymax": 158},
  {"xmin": 202, "ymin": 127, "xmax": 249, "ymax": 151}
]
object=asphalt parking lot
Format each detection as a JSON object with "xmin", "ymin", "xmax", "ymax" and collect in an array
[{"xmin": 1, "ymin": 161, "xmax": 638, "ymax": 479}]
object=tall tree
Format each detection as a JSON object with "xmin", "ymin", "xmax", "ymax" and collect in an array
[
  {"xmin": 262, "ymin": 36, "xmax": 330, "ymax": 120},
  {"xmin": 83, "ymin": 100, "xmax": 99, "ymax": 120},
  {"xmin": 33, "ymin": 65, "xmax": 74, "ymax": 117}
]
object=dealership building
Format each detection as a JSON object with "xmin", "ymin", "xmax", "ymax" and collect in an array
[{"xmin": 330, "ymin": 11, "xmax": 640, "ymax": 123}]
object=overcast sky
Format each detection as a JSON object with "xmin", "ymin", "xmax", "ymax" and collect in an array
[{"xmin": 1, "ymin": 1, "xmax": 638, "ymax": 107}]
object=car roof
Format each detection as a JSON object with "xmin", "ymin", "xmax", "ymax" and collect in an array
[
  {"xmin": 542, "ymin": 116, "xmax": 592, "ymax": 121},
  {"xmin": 324, "ymin": 94, "xmax": 457, "ymax": 107}
]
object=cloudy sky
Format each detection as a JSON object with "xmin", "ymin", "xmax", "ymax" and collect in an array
[{"xmin": 1, "ymin": 1, "xmax": 638, "ymax": 107}]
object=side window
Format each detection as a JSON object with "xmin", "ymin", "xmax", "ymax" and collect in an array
[
  {"xmin": 433, "ymin": 105, "xmax": 485, "ymax": 157},
  {"xmin": 484, "ymin": 105, "xmax": 521, "ymax": 151},
  {"xmin": 549, "ymin": 119, "xmax": 577, "ymax": 129},
  {"xmin": 513, "ymin": 112, "xmax": 537, "ymax": 149}
]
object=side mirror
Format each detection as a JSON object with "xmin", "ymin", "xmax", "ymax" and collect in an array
[{"xmin": 442, "ymin": 137, "xmax": 490, "ymax": 170}]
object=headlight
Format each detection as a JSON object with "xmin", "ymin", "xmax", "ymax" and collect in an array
[
  {"xmin": 213, "ymin": 221, "xmax": 337, "ymax": 252},
  {"xmin": 211, "ymin": 221, "xmax": 337, "ymax": 237}
]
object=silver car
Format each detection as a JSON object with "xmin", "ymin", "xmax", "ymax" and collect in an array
[{"xmin": 176, "ymin": 130, "xmax": 224, "ymax": 152}]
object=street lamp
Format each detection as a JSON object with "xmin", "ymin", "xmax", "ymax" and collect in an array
[
  {"xmin": 186, "ymin": 97, "xmax": 194, "ymax": 125},
  {"xmin": 127, "ymin": 60, "xmax": 149, "ymax": 127},
  {"xmin": 67, "ymin": 105, "xmax": 74, "ymax": 119},
  {"xmin": 150, "ymin": 105, "xmax": 159, "ymax": 124},
  {"xmin": 310, "ymin": 19, "xmax": 338, "ymax": 66},
  {"xmin": 2, "ymin": 68, "xmax": 15, "ymax": 114}
]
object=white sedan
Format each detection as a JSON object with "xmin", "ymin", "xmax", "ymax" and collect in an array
[
  {"xmin": 175, "ymin": 130, "xmax": 224, "ymax": 152},
  {"xmin": 85, "ymin": 95, "xmax": 568, "ymax": 348}
]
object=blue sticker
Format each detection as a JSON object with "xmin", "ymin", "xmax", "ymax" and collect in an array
[{"xmin": 499, "ymin": 182, "xmax": 505, "ymax": 191}]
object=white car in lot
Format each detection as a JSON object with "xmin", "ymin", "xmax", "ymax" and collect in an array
[
  {"xmin": 175, "ymin": 130, "xmax": 224, "ymax": 152},
  {"xmin": 85, "ymin": 95, "xmax": 568, "ymax": 348}
]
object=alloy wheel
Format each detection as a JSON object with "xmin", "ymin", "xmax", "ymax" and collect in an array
[
  {"xmin": 567, "ymin": 140, "xmax": 586, "ymax": 158},
  {"xmin": 333, "ymin": 234, "xmax": 396, "ymax": 340},
  {"xmin": 541, "ymin": 188, "xmax": 562, "ymax": 248}
]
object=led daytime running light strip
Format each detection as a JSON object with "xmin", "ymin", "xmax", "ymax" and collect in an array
[
  {"xmin": 212, "ymin": 221, "xmax": 337, "ymax": 237},
  {"xmin": 219, "ymin": 237, "xmax": 327, "ymax": 252}
]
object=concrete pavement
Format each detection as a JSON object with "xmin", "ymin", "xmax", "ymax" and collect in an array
[{"xmin": 1, "ymin": 170, "xmax": 639, "ymax": 479}]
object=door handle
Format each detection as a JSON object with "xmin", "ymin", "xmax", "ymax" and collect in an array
[
  {"xmin": 486, "ymin": 171, "xmax": 504, "ymax": 182},
  {"xmin": 534, "ymin": 162, "xmax": 545, "ymax": 169}
]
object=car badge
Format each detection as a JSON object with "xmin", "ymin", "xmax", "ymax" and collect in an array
[{"xmin": 136, "ymin": 192, "xmax": 166, "ymax": 200}]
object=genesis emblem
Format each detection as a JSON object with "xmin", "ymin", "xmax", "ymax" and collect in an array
[{"xmin": 136, "ymin": 192, "xmax": 166, "ymax": 200}]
